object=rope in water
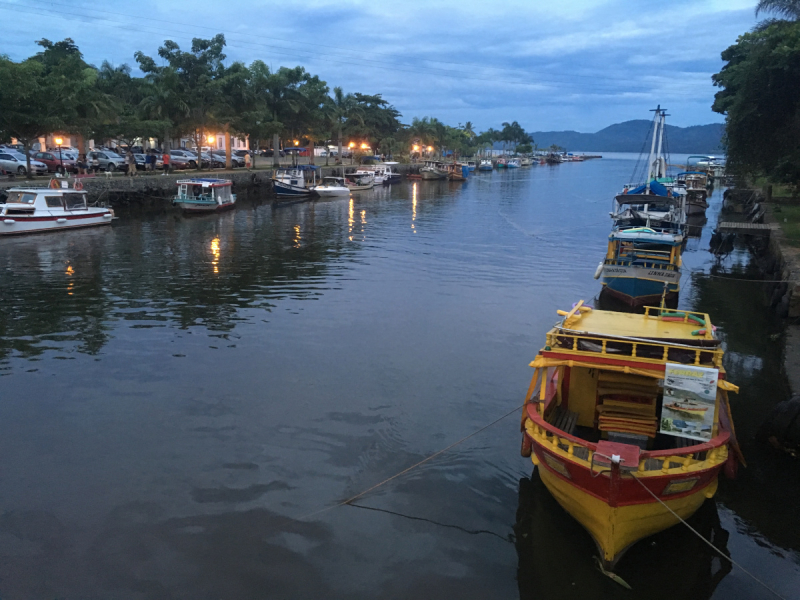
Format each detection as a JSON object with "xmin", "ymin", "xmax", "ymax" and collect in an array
[
  {"xmin": 629, "ymin": 473, "xmax": 787, "ymax": 600},
  {"xmin": 283, "ymin": 403, "xmax": 524, "ymax": 526}
]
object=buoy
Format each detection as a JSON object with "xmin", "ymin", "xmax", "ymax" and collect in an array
[
  {"xmin": 49, "ymin": 178, "xmax": 60, "ymax": 190},
  {"xmin": 74, "ymin": 181, "xmax": 83, "ymax": 191},
  {"xmin": 593, "ymin": 262, "xmax": 604, "ymax": 280}
]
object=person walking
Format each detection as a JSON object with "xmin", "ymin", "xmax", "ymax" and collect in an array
[
  {"xmin": 245, "ymin": 152, "xmax": 252, "ymax": 169},
  {"xmin": 76, "ymin": 153, "xmax": 88, "ymax": 175},
  {"xmin": 126, "ymin": 149, "xmax": 137, "ymax": 177},
  {"xmin": 162, "ymin": 150, "xmax": 171, "ymax": 175}
]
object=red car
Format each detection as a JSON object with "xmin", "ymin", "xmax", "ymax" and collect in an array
[{"xmin": 32, "ymin": 151, "xmax": 77, "ymax": 173}]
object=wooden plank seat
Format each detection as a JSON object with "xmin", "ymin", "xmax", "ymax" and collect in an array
[{"xmin": 548, "ymin": 405, "xmax": 579, "ymax": 436}]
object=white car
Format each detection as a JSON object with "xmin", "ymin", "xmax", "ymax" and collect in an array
[
  {"xmin": 0, "ymin": 151, "xmax": 48, "ymax": 175},
  {"xmin": 88, "ymin": 150, "xmax": 126, "ymax": 172}
]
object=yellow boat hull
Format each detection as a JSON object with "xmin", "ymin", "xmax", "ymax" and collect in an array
[{"xmin": 537, "ymin": 462, "xmax": 718, "ymax": 566}]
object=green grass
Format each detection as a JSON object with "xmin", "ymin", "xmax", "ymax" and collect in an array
[{"xmin": 775, "ymin": 204, "xmax": 800, "ymax": 247}]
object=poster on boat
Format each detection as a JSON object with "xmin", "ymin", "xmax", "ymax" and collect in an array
[{"xmin": 659, "ymin": 363, "xmax": 717, "ymax": 442}]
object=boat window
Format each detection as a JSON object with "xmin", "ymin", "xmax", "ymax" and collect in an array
[
  {"xmin": 45, "ymin": 195, "xmax": 64, "ymax": 208},
  {"xmin": 64, "ymin": 193, "xmax": 87, "ymax": 210},
  {"xmin": 5, "ymin": 192, "xmax": 36, "ymax": 205}
]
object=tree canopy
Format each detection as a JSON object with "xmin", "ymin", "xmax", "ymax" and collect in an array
[{"xmin": 712, "ymin": 19, "xmax": 800, "ymax": 187}]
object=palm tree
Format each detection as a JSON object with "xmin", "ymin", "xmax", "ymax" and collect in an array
[
  {"xmin": 756, "ymin": 0, "xmax": 800, "ymax": 19},
  {"xmin": 329, "ymin": 86, "xmax": 362, "ymax": 163}
]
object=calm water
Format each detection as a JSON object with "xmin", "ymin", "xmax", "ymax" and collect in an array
[{"xmin": 0, "ymin": 157, "xmax": 798, "ymax": 599}]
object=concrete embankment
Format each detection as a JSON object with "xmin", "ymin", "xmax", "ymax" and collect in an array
[{"xmin": 1, "ymin": 163, "xmax": 421, "ymax": 207}]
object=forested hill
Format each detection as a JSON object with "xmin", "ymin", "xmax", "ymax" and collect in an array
[{"xmin": 529, "ymin": 120, "xmax": 724, "ymax": 153}]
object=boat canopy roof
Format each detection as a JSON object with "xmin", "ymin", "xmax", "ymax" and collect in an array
[
  {"xmin": 610, "ymin": 228, "xmax": 683, "ymax": 245},
  {"xmin": 554, "ymin": 306, "xmax": 716, "ymax": 344},
  {"xmin": 626, "ymin": 180, "xmax": 668, "ymax": 196},
  {"xmin": 177, "ymin": 178, "xmax": 231, "ymax": 187}
]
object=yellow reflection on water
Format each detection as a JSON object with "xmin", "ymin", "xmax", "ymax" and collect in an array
[
  {"xmin": 348, "ymin": 197, "xmax": 354, "ymax": 241},
  {"xmin": 210, "ymin": 237, "xmax": 220, "ymax": 274},
  {"xmin": 66, "ymin": 265, "xmax": 74, "ymax": 276},
  {"xmin": 65, "ymin": 263, "xmax": 74, "ymax": 294},
  {"xmin": 293, "ymin": 224, "xmax": 301, "ymax": 248},
  {"xmin": 361, "ymin": 209, "xmax": 366, "ymax": 225},
  {"xmin": 412, "ymin": 182, "xmax": 417, "ymax": 232}
]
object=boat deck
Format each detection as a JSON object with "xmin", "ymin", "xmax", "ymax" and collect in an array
[{"xmin": 558, "ymin": 308, "xmax": 713, "ymax": 343}]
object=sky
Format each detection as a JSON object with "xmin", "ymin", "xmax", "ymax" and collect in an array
[{"xmin": 0, "ymin": 0, "xmax": 761, "ymax": 132}]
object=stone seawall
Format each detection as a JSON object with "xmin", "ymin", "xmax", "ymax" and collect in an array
[{"xmin": 2, "ymin": 163, "xmax": 421, "ymax": 207}]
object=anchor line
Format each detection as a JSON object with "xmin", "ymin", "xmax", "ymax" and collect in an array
[
  {"xmin": 270, "ymin": 403, "xmax": 525, "ymax": 531},
  {"xmin": 629, "ymin": 473, "xmax": 787, "ymax": 600}
]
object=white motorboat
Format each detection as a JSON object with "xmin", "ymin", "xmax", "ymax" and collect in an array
[
  {"xmin": 0, "ymin": 181, "xmax": 114, "ymax": 235},
  {"xmin": 380, "ymin": 161, "xmax": 402, "ymax": 182},
  {"xmin": 355, "ymin": 166, "xmax": 387, "ymax": 185},
  {"xmin": 344, "ymin": 172, "xmax": 375, "ymax": 191},
  {"xmin": 312, "ymin": 177, "xmax": 351, "ymax": 197}
]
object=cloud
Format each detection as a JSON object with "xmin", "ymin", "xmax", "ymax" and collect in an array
[{"xmin": 0, "ymin": 0, "xmax": 758, "ymax": 131}]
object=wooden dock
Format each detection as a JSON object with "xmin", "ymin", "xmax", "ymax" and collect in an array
[{"xmin": 718, "ymin": 222, "xmax": 779, "ymax": 235}]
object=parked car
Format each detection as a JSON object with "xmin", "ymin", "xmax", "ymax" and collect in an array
[
  {"xmin": 210, "ymin": 151, "xmax": 243, "ymax": 167},
  {"xmin": 167, "ymin": 151, "xmax": 192, "ymax": 169},
  {"xmin": 88, "ymin": 150, "xmax": 126, "ymax": 172},
  {"xmin": 259, "ymin": 149, "xmax": 285, "ymax": 158},
  {"xmin": 133, "ymin": 153, "xmax": 164, "ymax": 170},
  {"xmin": 32, "ymin": 151, "xmax": 77, "ymax": 173},
  {"xmin": 170, "ymin": 149, "xmax": 207, "ymax": 169},
  {"xmin": 1, "ymin": 143, "xmax": 26, "ymax": 153},
  {"xmin": 0, "ymin": 151, "xmax": 48, "ymax": 175}
]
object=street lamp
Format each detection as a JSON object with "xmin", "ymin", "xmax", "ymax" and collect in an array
[{"xmin": 54, "ymin": 137, "xmax": 64, "ymax": 174}]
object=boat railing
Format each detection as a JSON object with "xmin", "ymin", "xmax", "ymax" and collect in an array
[
  {"xmin": 605, "ymin": 258, "xmax": 678, "ymax": 270},
  {"xmin": 545, "ymin": 330, "xmax": 723, "ymax": 367},
  {"xmin": 525, "ymin": 406, "xmax": 730, "ymax": 475}
]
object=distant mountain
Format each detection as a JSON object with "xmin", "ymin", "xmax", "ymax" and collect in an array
[{"xmin": 524, "ymin": 120, "xmax": 724, "ymax": 154}]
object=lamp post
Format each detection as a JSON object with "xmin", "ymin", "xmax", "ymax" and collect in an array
[{"xmin": 54, "ymin": 137, "xmax": 64, "ymax": 175}]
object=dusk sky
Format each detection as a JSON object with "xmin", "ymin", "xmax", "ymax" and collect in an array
[{"xmin": 1, "ymin": 0, "xmax": 760, "ymax": 132}]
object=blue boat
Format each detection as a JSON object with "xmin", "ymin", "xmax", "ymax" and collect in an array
[
  {"xmin": 597, "ymin": 106, "xmax": 686, "ymax": 306},
  {"xmin": 478, "ymin": 160, "xmax": 493, "ymax": 171},
  {"xmin": 272, "ymin": 166, "xmax": 318, "ymax": 197}
]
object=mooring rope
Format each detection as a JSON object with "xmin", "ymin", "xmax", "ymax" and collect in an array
[
  {"xmin": 629, "ymin": 473, "xmax": 787, "ymax": 600},
  {"xmin": 280, "ymin": 403, "xmax": 524, "ymax": 526}
]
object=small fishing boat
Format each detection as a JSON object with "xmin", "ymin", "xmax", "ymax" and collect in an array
[
  {"xmin": 599, "ymin": 106, "xmax": 686, "ymax": 306},
  {"xmin": 420, "ymin": 160, "xmax": 447, "ymax": 180},
  {"xmin": 355, "ymin": 166, "xmax": 387, "ymax": 185},
  {"xmin": 173, "ymin": 178, "xmax": 236, "ymax": 213},
  {"xmin": 520, "ymin": 157, "xmax": 534, "ymax": 167},
  {"xmin": 446, "ymin": 162, "xmax": 468, "ymax": 181},
  {"xmin": 507, "ymin": 158, "xmax": 521, "ymax": 168},
  {"xmin": 520, "ymin": 302, "xmax": 742, "ymax": 570},
  {"xmin": 676, "ymin": 172, "xmax": 709, "ymax": 216},
  {"xmin": 466, "ymin": 161, "xmax": 476, "ymax": 171},
  {"xmin": 312, "ymin": 176, "xmax": 350, "ymax": 197},
  {"xmin": 478, "ymin": 160, "xmax": 493, "ymax": 171},
  {"xmin": 495, "ymin": 158, "xmax": 508, "ymax": 169},
  {"xmin": 0, "ymin": 180, "xmax": 113, "ymax": 235},
  {"xmin": 344, "ymin": 172, "xmax": 375, "ymax": 191},
  {"xmin": 381, "ymin": 161, "xmax": 403, "ymax": 182},
  {"xmin": 272, "ymin": 166, "xmax": 318, "ymax": 197}
]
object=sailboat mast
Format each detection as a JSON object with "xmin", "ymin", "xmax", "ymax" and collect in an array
[
  {"xmin": 654, "ymin": 109, "xmax": 666, "ymax": 178},
  {"xmin": 645, "ymin": 105, "xmax": 661, "ymax": 193}
]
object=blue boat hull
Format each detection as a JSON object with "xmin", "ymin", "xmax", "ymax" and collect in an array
[
  {"xmin": 478, "ymin": 166, "xmax": 492, "ymax": 171},
  {"xmin": 273, "ymin": 181, "xmax": 311, "ymax": 196},
  {"xmin": 602, "ymin": 275, "xmax": 679, "ymax": 306}
]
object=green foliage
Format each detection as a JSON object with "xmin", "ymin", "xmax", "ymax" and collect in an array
[
  {"xmin": 712, "ymin": 20, "xmax": 800, "ymax": 187},
  {"xmin": 516, "ymin": 143, "xmax": 533, "ymax": 154},
  {"xmin": 1, "ymin": 34, "xmax": 534, "ymax": 168}
]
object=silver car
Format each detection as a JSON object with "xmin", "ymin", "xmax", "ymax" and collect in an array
[
  {"xmin": 88, "ymin": 150, "xmax": 126, "ymax": 172},
  {"xmin": 0, "ymin": 151, "xmax": 48, "ymax": 175}
]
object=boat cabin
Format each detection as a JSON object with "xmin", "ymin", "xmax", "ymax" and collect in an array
[{"xmin": 176, "ymin": 179, "xmax": 233, "ymax": 203}]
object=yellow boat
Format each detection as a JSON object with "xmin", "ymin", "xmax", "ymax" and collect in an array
[{"xmin": 519, "ymin": 302, "xmax": 744, "ymax": 569}]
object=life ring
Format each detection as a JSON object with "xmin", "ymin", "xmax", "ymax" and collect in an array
[
  {"xmin": 74, "ymin": 181, "xmax": 84, "ymax": 191},
  {"xmin": 49, "ymin": 178, "xmax": 60, "ymax": 189}
]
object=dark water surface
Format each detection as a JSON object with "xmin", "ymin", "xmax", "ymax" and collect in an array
[{"xmin": 1, "ymin": 158, "xmax": 799, "ymax": 599}]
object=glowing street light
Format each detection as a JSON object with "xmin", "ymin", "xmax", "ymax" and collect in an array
[
  {"xmin": 294, "ymin": 140, "xmax": 299, "ymax": 146},
  {"xmin": 54, "ymin": 137, "xmax": 64, "ymax": 174},
  {"xmin": 427, "ymin": 146, "xmax": 433, "ymax": 152},
  {"xmin": 54, "ymin": 137, "xmax": 63, "ymax": 146},
  {"xmin": 348, "ymin": 142, "xmax": 356, "ymax": 148},
  {"xmin": 207, "ymin": 135, "xmax": 215, "ymax": 144},
  {"xmin": 360, "ymin": 143, "xmax": 368, "ymax": 150},
  {"xmin": 412, "ymin": 144, "xmax": 420, "ymax": 152}
]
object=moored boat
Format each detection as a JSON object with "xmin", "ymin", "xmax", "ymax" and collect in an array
[
  {"xmin": 520, "ymin": 302, "xmax": 743, "ymax": 569},
  {"xmin": 420, "ymin": 160, "xmax": 447, "ymax": 180},
  {"xmin": 272, "ymin": 166, "xmax": 318, "ymax": 197},
  {"xmin": 478, "ymin": 159, "xmax": 493, "ymax": 171},
  {"xmin": 312, "ymin": 176, "xmax": 350, "ymax": 197},
  {"xmin": 466, "ymin": 161, "xmax": 476, "ymax": 171},
  {"xmin": 507, "ymin": 158, "xmax": 521, "ymax": 168},
  {"xmin": 0, "ymin": 181, "xmax": 114, "ymax": 235},
  {"xmin": 520, "ymin": 157, "xmax": 534, "ymax": 167},
  {"xmin": 173, "ymin": 178, "xmax": 236, "ymax": 213},
  {"xmin": 344, "ymin": 172, "xmax": 375, "ymax": 191}
]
